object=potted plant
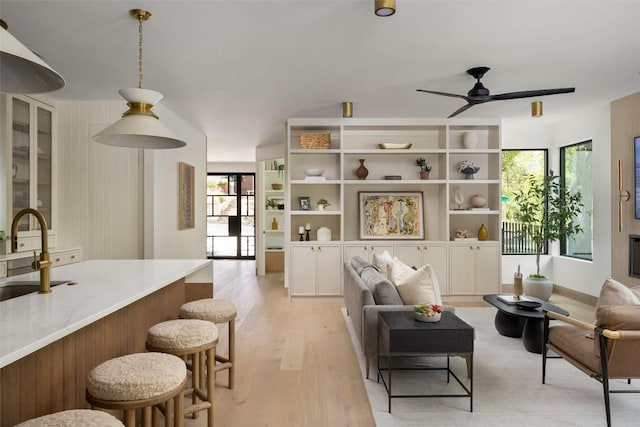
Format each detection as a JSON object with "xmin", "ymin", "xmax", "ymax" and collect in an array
[
  {"xmin": 458, "ymin": 160, "xmax": 480, "ymax": 179},
  {"xmin": 277, "ymin": 163, "xmax": 285, "ymax": 180},
  {"xmin": 415, "ymin": 157, "xmax": 432, "ymax": 179},
  {"xmin": 265, "ymin": 199, "xmax": 277, "ymax": 210},
  {"xmin": 317, "ymin": 198, "xmax": 331, "ymax": 211},
  {"xmin": 512, "ymin": 172, "xmax": 583, "ymax": 300}
]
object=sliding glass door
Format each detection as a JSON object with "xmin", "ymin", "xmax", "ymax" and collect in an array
[{"xmin": 206, "ymin": 173, "xmax": 255, "ymax": 259}]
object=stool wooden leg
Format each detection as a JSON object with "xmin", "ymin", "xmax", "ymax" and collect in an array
[
  {"xmin": 229, "ymin": 319, "xmax": 235, "ymax": 389},
  {"xmin": 124, "ymin": 409, "xmax": 136, "ymax": 427},
  {"xmin": 175, "ymin": 390, "xmax": 184, "ymax": 427},
  {"xmin": 192, "ymin": 352, "xmax": 201, "ymax": 418},
  {"xmin": 206, "ymin": 346, "xmax": 216, "ymax": 427},
  {"xmin": 142, "ymin": 406, "xmax": 152, "ymax": 427},
  {"xmin": 164, "ymin": 398, "xmax": 174, "ymax": 427}
]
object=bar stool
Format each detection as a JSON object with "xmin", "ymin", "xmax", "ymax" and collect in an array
[
  {"xmin": 179, "ymin": 298, "xmax": 237, "ymax": 388},
  {"xmin": 147, "ymin": 319, "xmax": 218, "ymax": 427},
  {"xmin": 86, "ymin": 352, "xmax": 187, "ymax": 427},
  {"xmin": 15, "ymin": 409, "xmax": 124, "ymax": 426}
]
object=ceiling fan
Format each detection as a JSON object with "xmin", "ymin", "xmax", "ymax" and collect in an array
[{"xmin": 417, "ymin": 67, "xmax": 575, "ymax": 118}]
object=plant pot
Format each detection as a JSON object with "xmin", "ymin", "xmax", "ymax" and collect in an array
[
  {"xmin": 523, "ymin": 276, "xmax": 553, "ymax": 301},
  {"xmin": 271, "ymin": 183, "xmax": 283, "ymax": 190},
  {"xmin": 419, "ymin": 171, "xmax": 430, "ymax": 180}
]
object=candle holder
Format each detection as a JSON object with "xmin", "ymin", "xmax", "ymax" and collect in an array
[
  {"xmin": 299, "ymin": 232, "xmax": 304, "ymax": 241},
  {"xmin": 305, "ymin": 230, "xmax": 310, "ymax": 241}
]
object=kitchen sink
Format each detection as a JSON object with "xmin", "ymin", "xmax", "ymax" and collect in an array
[{"xmin": 0, "ymin": 280, "xmax": 76, "ymax": 302}]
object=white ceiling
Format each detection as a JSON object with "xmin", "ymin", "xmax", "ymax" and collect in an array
[{"xmin": 2, "ymin": 1, "xmax": 640, "ymax": 162}]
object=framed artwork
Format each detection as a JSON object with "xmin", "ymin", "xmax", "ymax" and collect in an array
[
  {"xmin": 635, "ymin": 136, "xmax": 640, "ymax": 219},
  {"xmin": 358, "ymin": 191, "xmax": 424, "ymax": 240},
  {"xmin": 298, "ymin": 196, "xmax": 311, "ymax": 210},
  {"xmin": 178, "ymin": 162, "xmax": 195, "ymax": 229}
]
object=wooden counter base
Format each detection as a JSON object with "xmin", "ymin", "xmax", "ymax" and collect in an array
[{"xmin": 0, "ymin": 280, "xmax": 212, "ymax": 425}]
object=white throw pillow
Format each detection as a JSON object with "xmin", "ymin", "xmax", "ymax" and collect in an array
[
  {"xmin": 389, "ymin": 257, "xmax": 442, "ymax": 305},
  {"xmin": 372, "ymin": 250, "xmax": 394, "ymax": 278}
]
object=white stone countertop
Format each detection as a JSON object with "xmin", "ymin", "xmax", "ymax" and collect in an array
[{"xmin": 0, "ymin": 259, "xmax": 212, "ymax": 368}]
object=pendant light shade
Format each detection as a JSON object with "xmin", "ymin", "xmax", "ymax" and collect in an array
[
  {"xmin": 375, "ymin": 0, "xmax": 396, "ymax": 17},
  {"xmin": 0, "ymin": 19, "xmax": 65, "ymax": 93},
  {"xmin": 92, "ymin": 9, "xmax": 185, "ymax": 149}
]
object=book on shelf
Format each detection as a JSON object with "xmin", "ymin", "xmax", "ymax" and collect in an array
[
  {"xmin": 304, "ymin": 176, "xmax": 326, "ymax": 181},
  {"xmin": 497, "ymin": 295, "xmax": 534, "ymax": 304}
]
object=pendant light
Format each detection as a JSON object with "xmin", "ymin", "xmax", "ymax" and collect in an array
[
  {"xmin": 531, "ymin": 101, "xmax": 543, "ymax": 117},
  {"xmin": 93, "ymin": 9, "xmax": 186, "ymax": 149},
  {"xmin": 375, "ymin": 0, "xmax": 396, "ymax": 17},
  {"xmin": 0, "ymin": 19, "xmax": 65, "ymax": 93}
]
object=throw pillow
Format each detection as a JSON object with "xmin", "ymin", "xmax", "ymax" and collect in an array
[
  {"xmin": 350, "ymin": 256, "xmax": 372, "ymax": 275},
  {"xmin": 372, "ymin": 250, "xmax": 394, "ymax": 278},
  {"xmin": 596, "ymin": 278, "xmax": 640, "ymax": 309},
  {"xmin": 389, "ymin": 257, "xmax": 442, "ymax": 305}
]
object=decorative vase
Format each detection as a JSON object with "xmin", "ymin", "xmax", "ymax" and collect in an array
[
  {"xmin": 419, "ymin": 170, "xmax": 430, "ymax": 180},
  {"xmin": 355, "ymin": 159, "xmax": 368, "ymax": 180},
  {"xmin": 462, "ymin": 131, "xmax": 478, "ymax": 149},
  {"xmin": 470, "ymin": 194, "xmax": 486, "ymax": 208},
  {"xmin": 461, "ymin": 166, "xmax": 480, "ymax": 180},
  {"xmin": 271, "ymin": 218, "xmax": 278, "ymax": 230},
  {"xmin": 478, "ymin": 223, "xmax": 488, "ymax": 240},
  {"xmin": 454, "ymin": 185, "xmax": 464, "ymax": 209},
  {"xmin": 523, "ymin": 276, "xmax": 553, "ymax": 301}
]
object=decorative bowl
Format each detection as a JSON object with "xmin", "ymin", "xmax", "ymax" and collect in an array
[
  {"xmin": 414, "ymin": 312, "xmax": 441, "ymax": 322},
  {"xmin": 378, "ymin": 143, "xmax": 412, "ymax": 150},
  {"xmin": 304, "ymin": 168, "xmax": 324, "ymax": 176},
  {"xmin": 516, "ymin": 300, "xmax": 542, "ymax": 311},
  {"xmin": 271, "ymin": 183, "xmax": 283, "ymax": 190}
]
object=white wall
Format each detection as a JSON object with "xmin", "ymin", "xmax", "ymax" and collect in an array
[
  {"xmin": 207, "ymin": 162, "xmax": 256, "ymax": 173},
  {"xmin": 56, "ymin": 100, "xmax": 207, "ymax": 261},
  {"xmin": 501, "ymin": 105, "xmax": 612, "ymax": 297}
]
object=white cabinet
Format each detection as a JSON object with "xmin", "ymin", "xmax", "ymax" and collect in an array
[
  {"xmin": 50, "ymin": 247, "xmax": 82, "ymax": 268},
  {"xmin": 1, "ymin": 94, "xmax": 56, "ymax": 253},
  {"xmin": 449, "ymin": 243, "xmax": 499, "ymax": 295},
  {"xmin": 394, "ymin": 243, "xmax": 448, "ymax": 293},
  {"xmin": 0, "ymin": 261, "xmax": 6, "ymax": 278},
  {"xmin": 289, "ymin": 244, "xmax": 341, "ymax": 296},
  {"xmin": 342, "ymin": 243, "xmax": 394, "ymax": 263}
]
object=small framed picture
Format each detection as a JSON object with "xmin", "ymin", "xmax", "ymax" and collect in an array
[{"xmin": 298, "ymin": 196, "xmax": 311, "ymax": 210}]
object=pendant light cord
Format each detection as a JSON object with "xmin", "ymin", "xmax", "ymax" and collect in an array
[{"xmin": 137, "ymin": 14, "xmax": 144, "ymax": 89}]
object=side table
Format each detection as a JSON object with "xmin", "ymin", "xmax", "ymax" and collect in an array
[{"xmin": 377, "ymin": 311, "xmax": 474, "ymax": 413}]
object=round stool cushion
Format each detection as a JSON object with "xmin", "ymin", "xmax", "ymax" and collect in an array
[
  {"xmin": 87, "ymin": 352, "xmax": 186, "ymax": 401},
  {"xmin": 147, "ymin": 319, "xmax": 219, "ymax": 350},
  {"xmin": 180, "ymin": 298, "xmax": 237, "ymax": 323},
  {"xmin": 16, "ymin": 409, "xmax": 124, "ymax": 426}
]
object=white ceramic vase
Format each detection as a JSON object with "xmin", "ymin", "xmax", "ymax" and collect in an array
[
  {"xmin": 523, "ymin": 276, "xmax": 553, "ymax": 301},
  {"xmin": 470, "ymin": 194, "xmax": 486, "ymax": 208},
  {"xmin": 462, "ymin": 131, "xmax": 478, "ymax": 149}
]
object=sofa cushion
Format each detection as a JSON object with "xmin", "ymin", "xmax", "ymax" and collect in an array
[
  {"xmin": 350, "ymin": 256, "xmax": 373, "ymax": 275},
  {"xmin": 372, "ymin": 250, "xmax": 394, "ymax": 278},
  {"xmin": 389, "ymin": 257, "xmax": 442, "ymax": 306},
  {"xmin": 360, "ymin": 265, "xmax": 403, "ymax": 305},
  {"xmin": 596, "ymin": 305, "xmax": 640, "ymax": 329},
  {"xmin": 596, "ymin": 278, "xmax": 640, "ymax": 309},
  {"xmin": 548, "ymin": 325, "xmax": 601, "ymax": 374}
]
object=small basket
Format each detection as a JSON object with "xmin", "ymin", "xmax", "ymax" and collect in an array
[{"xmin": 300, "ymin": 133, "xmax": 330, "ymax": 149}]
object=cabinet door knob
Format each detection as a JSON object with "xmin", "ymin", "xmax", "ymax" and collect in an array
[
  {"xmin": 423, "ymin": 246, "xmax": 428, "ymax": 250},
  {"xmin": 55, "ymin": 258, "xmax": 60, "ymax": 262},
  {"xmin": 70, "ymin": 255, "xmax": 75, "ymax": 259}
]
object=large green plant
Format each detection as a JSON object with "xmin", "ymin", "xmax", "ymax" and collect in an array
[{"xmin": 512, "ymin": 172, "xmax": 583, "ymax": 277}]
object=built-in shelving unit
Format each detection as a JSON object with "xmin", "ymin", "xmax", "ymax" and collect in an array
[{"xmin": 285, "ymin": 118, "xmax": 502, "ymax": 296}]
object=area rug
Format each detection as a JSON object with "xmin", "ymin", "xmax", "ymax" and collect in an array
[{"xmin": 342, "ymin": 307, "xmax": 639, "ymax": 427}]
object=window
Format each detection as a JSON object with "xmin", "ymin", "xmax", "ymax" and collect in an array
[
  {"xmin": 560, "ymin": 140, "xmax": 593, "ymax": 260},
  {"xmin": 501, "ymin": 149, "xmax": 547, "ymax": 254}
]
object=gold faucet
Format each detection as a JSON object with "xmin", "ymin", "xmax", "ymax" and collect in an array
[{"xmin": 11, "ymin": 208, "xmax": 51, "ymax": 294}]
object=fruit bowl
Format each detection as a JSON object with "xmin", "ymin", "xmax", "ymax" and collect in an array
[
  {"xmin": 414, "ymin": 312, "xmax": 441, "ymax": 322},
  {"xmin": 413, "ymin": 303, "xmax": 442, "ymax": 322},
  {"xmin": 304, "ymin": 168, "xmax": 324, "ymax": 177}
]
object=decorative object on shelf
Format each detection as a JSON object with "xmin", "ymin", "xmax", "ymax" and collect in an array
[
  {"xmin": 458, "ymin": 160, "xmax": 480, "ymax": 179},
  {"xmin": 178, "ymin": 162, "xmax": 195, "ymax": 230},
  {"xmin": 298, "ymin": 226, "xmax": 305, "ymax": 241},
  {"xmin": 478, "ymin": 223, "xmax": 488, "ymax": 240},
  {"xmin": 271, "ymin": 218, "xmax": 278, "ymax": 230},
  {"xmin": 415, "ymin": 157, "xmax": 432, "ymax": 180},
  {"xmin": 277, "ymin": 163, "xmax": 285, "ymax": 179},
  {"xmin": 300, "ymin": 133, "xmax": 330, "ymax": 149},
  {"xmin": 384, "ymin": 175, "xmax": 402, "ymax": 180},
  {"xmin": 265, "ymin": 199, "xmax": 276, "ymax": 210},
  {"xmin": 92, "ymin": 9, "xmax": 186, "ymax": 149},
  {"xmin": 305, "ymin": 223, "xmax": 311, "ymax": 241},
  {"xmin": 0, "ymin": 19, "xmax": 65, "ymax": 93},
  {"xmin": 375, "ymin": 0, "xmax": 396, "ymax": 17},
  {"xmin": 462, "ymin": 131, "xmax": 479, "ymax": 149},
  {"xmin": 276, "ymin": 199, "xmax": 285, "ymax": 210},
  {"xmin": 456, "ymin": 229, "xmax": 469, "ymax": 239},
  {"xmin": 470, "ymin": 194, "xmax": 486, "ymax": 208},
  {"xmin": 304, "ymin": 168, "xmax": 324, "ymax": 177},
  {"xmin": 342, "ymin": 101, "xmax": 353, "ymax": 118},
  {"xmin": 298, "ymin": 196, "xmax": 311, "ymax": 210},
  {"xmin": 317, "ymin": 199, "xmax": 330, "ymax": 210},
  {"xmin": 317, "ymin": 227, "xmax": 331, "ymax": 241},
  {"xmin": 413, "ymin": 303, "xmax": 442, "ymax": 322},
  {"xmin": 378, "ymin": 143, "xmax": 412, "ymax": 149},
  {"xmin": 531, "ymin": 101, "xmax": 543, "ymax": 117},
  {"xmin": 454, "ymin": 185, "xmax": 464, "ymax": 209},
  {"xmin": 355, "ymin": 159, "xmax": 369, "ymax": 180},
  {"xmin": 512, "ymin": 172, "xmax": 583, "ymax": 298},
  {"xmin": 271, "ymin": 183, "xmax": 283, "ymax": 190},
  {"xmin": 12, "ymin": 163, "xmax": 17, "ymax": 179},
  {"xmin": 514, "ymin": 265, "xmax": 523, "ymax": 299},
  {"xmin": 358, "ymin": 191, "xmax": 424, "ymax": 240}
]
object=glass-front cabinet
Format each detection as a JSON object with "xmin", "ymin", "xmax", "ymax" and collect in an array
[{"xmin": 1, "ymin": 94, "xmax": 56, "ymax": 253}]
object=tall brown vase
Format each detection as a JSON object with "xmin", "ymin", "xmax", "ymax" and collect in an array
[{"xmin": 355, "ymin": 159, "xmax": 369, "ymax": 180}]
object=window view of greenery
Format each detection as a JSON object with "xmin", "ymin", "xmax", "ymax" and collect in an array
[
  {"xmin": 561, "ymin": 140, "xmax": 593, "ymax": 260},
  {"xmin": 501, "ymin": 150, "xmax": 547, "ymax": 254}
]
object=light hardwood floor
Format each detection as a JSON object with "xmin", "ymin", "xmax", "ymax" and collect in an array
[{"xmin": 190, "ymin": 260, "xmax": 596, "ymax": 427}]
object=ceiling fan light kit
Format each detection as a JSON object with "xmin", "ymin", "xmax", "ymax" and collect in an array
[
  {"xmin": 417, "ymin": 66, "xmax": 575, "ymax": 118},
  {"xmin": 531, "ymin": 101, "xmax": 543, "ymax": 117},
  {"xmin": 375, "ymin": 0, "xmax": 395, "ymax": 17},
  {"xmin": 92, "ymin": 9, "xmax": 186, "ymax": 149},
  {"xmin": 0, "ymin": 18, "xmax": 65, "ymax": 93}
]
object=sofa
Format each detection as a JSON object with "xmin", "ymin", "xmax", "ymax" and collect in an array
[{"xmin": 343, "ymin": 255, "xmax": 456, "ymax": 378}]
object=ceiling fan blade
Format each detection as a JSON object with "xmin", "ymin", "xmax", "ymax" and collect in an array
[
  {"xmin": 447, "ymin": 103, "xmax": 475, "ymax": 118},
  {"xmin": 491, "ymin": 88, "xmax": 575, "ymax": 101},
  {"xmin": 416, "ymin": 89, "xmax": 468, "ymax": 100}
]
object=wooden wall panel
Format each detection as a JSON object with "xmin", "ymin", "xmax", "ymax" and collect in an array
[
  {"xmin": 0, "ymin": 278, "xmax": 194, "ymax": 424},
  {"xmin": 185, "ymin": 282, "xmax": 214, "ymax": 302}
]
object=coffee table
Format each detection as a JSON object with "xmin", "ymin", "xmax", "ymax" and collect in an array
[
  {"xmin": 377, "ymin": 311, "xmax": 474, "ymax": 413},
  {"xmin": 483, "ymin": 294, "xmax": 569, "ymax": 353}
]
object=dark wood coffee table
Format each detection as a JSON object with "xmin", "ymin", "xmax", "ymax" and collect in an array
[
  {"xmin": 483, "ymin": 294, "xmax": 569, "ymax": 353},
  {"xmin": 377, "ymin": 310, "xmax": 474, "ymax": 413}
]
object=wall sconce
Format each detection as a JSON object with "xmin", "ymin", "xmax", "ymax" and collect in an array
[
  {"xmin": 375, "ymin": 0, "xmax": 396, "ymax": 17},
  {"xmin": 342, "ymin": 101, "xmax": 353, "ymax": 118},
  {"xmin": 531, "ymin": 101, "xmax": 543, "ymax": 117}
]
